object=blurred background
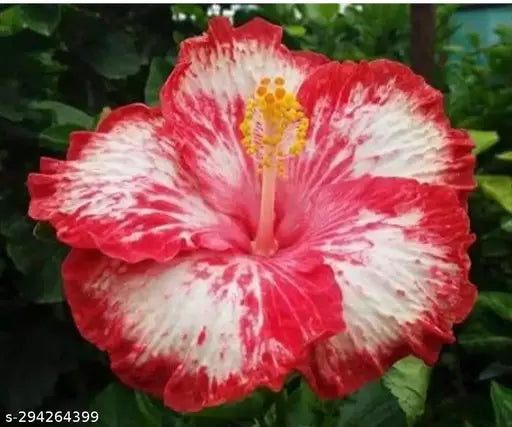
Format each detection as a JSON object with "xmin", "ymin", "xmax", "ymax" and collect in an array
[{"xmin": 1, "ymin": 4, "xmax": 512, "ymax": 426}]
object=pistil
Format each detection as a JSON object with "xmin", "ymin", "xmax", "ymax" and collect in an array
[
  {"xmin": 252, "ymin": 160, "xmax": 278, "ymax": 256},
  {"xmin": 239, "ymin": 77, "xmax": 309, "ymax": 257}
]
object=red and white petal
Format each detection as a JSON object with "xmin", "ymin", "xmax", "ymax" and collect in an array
[
  {"xmin": 160, "ymin": 17, "xmax": 328, "ymax": 231},
  {"xmin": 290, "ymin": 60, "xmax": 475, "ymax": 198},
  {"xmin": 62, "ymin": 248, "xmax": 344, "ymax": 412},
  {"xmin": 288, "ymin": 177, "xmax": 476, "ymax": 398},
  {"xmin": 28, "ymin": 104, "xmax": 248, "ymax": 263}
]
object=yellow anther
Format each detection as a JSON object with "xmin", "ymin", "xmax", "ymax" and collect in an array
[
  {"xmin": 256, "ymin": 86, "xmax": 267, "ymax": 97},
  {"xmin": 264, "ymin": 93, "xmax": 275, "ymax": 105},
  {"xmin": 275, "ymin": 87, "xmax": 286, "ymax": 100},
  {"xmin": 239, "ymin": 75, "xmax": 309, "ymax": 172}
]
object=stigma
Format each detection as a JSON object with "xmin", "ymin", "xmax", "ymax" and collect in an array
[{"xmin": 239, "ymin": 76, "xmax": 309, "ymax": 176}]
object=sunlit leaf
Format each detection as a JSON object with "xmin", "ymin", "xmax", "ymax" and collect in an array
[
  {"xmin": 469, "ymin": 130, "xmax": 499, "ymax": 155},
  {"xmin": 302, "ymin": 4, "xmax": 339, "ymax": 24},
  {"xmin": 382, "ymin": 356, "xmax": 431, "ymax": 426},
  {"xmin": 285, "ymin": 25, "xmax": 306, "ymax": 37},
  {"xmin": 477, "ymin": 175, "xmax": 512, "ymax": 213},
  {"xmin": 497, "ymin": 151, "xmax": 512, "ymax": 161}
]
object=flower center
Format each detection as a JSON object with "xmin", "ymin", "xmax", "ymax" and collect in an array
[{"xmin": 239, "ymin": 77, "xmax": 309, "ymax": 256}]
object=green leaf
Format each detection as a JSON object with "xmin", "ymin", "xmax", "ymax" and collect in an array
[
  {"xmin": 286, "ymin": 380, "xmax": 319, "ymax": 426},
  {"xmin": 478, "ymin": 292, "xmax": 512, "ymax": 322},
  {"xmin": 477, "ymin": 175, "xmax": 512, "ymax": 213},
  {"xmin": 491, "ymin": 382, "xmax": 512, "ymax": 427},
  {"xmin": 285, "ymin": 25, "xmax": 306, "ymax": 37},
  {"xmin": 497, "ymin": 151, "xmax": 512, "ymax": 161},
  {"xmin": 336, "ymin": 382, "xmax": 407, "ymax": 427},
  {"xmin": 501, "ymin": 217, "xmax": 512, "ymax": 233},
  {"xmin": 171, "ymin": 4, "xmax": 207, "ymax": 28},
  {"xmin": 80, "ymin": 31, "xmax": 141, "ymax": 79},
  {"xmin": 19, "ymin": 5, "xmax": 61, "ymax": 36},
  {"xmin": 30, "ymin": 101, "xmax": 94, "ymax": 128},
  {"xmin": 145, "ymin": 57, "xmax": 172, "ymax": 106},
  {"xmin": 134, "ymin": 391, "xmax": 164, "ymax": 427},
  {"xmin": 0, "ymin": 6, "xmax": 24, "ymax": 36},
  {"xmin": 7, "ymin": 243, "xmax": 67, "ymax": 304},
  {"xmin": 302, "ymin": 4, "xmax": 339, "ymax": 24},
  {"xmin": 40, "ymin": 124, "xmax": 84, "ymax": 150},
  {"xmin": 192, "ymin": 389, "xmax": 272, "ymax": 420},
  {"xmin": 3, "ymin": 216, "xmax": 67, "ymax": 304},
  {"xmin": 459, "ymin": 334, "xmax": 512, "ymax": 353},
  {"xmin": 469, "ymin": 130, "xmax": 499, "ymax": 155},
  {"xmin": 382, "ymin": 356, "xmax": 431, "ymax": 426},
  {"xmin": 91, "ymin": 383, "xmax": 163, "ymax": 427}
]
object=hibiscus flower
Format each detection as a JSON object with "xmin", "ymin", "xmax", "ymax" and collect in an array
[{"xmin": 27, "ymin": 17, "xmax": 476, "ymax": 412}]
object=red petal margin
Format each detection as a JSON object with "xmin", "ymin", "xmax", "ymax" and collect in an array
[
  {"xmin": 27, "ymin": 104, "xmax": 249, "ymax": 263},
  {"xmin": 291, "ymin": 176, "xmax": 476, "ymax": 399},
  {"xmin": 290, "ymin": 60, "xmax": 475, "ymax": 200},
  {"xmin": 160, "ymin": 17, "xmax": 329, "ymax": 233},
  {"xmin": 62, "ymin": 248, "xmax": 344, "ymax": 412}
]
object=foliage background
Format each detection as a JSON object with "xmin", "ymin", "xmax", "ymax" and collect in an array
[{"xmin": 1, "ymin": 4, "xmax": 512, "ymax": 426}]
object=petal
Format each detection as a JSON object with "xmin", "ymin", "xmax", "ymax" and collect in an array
[
  {"xmin": 290, "ymin": 60, "xmax": 475, "ymax": 198},
  {"xmin": 62, "ymin": 248, "xmax": 344, "ymax": 412},
  {"xmin": 28, "ymin": 104, "xmax": 248, "ymax": 263},
  {"xmin": 291, "ymin": 176, "xmax": 476, "ymax": 398},
  {"xmin": 160, "ymin": 17, "xmax": 328, "ymax": 231}
]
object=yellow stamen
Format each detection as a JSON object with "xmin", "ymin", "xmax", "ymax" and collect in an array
[
  {"xmin": 238, "ymin": 75, "xmax": 309, "ymax": 174},
  {"xmin": 239, "ymin": 76, "xmax": 310, "ymax": 257},
  {"xmin": 275, "ymin": 87, "xmax": 286, "ymax": 100},
  {"xmin": 256, "ymin": 86, "xmax": 267, "ymax": 97}
]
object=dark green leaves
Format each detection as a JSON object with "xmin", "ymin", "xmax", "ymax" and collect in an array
[
  {"xmin": 0, "ymin": 5, "xmax": 61, "ymax": 37},
  {"xmin": 335, "ymin": 382, "xmax": 407, "ymax": 427},
  {"xmin": 79, "ymin": 31, "xmax": 141, "ymax": 79},
  {"xmin": 91, "ymin": 383, "xmax": 164, "ymax": 427},
  {"xmin": 491, "ymin": 382, "xmax": 512, "ymax": 427},
  {"xmin": 39, "ymin": 124, "xmax": 83, "ymax": 151},
  {"xmin": 478, "ymin": 292, "xmax": 512, "ymax": 323},
  {"xmin": 1, "ymin": 217, "xmax": 66, "ymax": 304},
  {"xmin": 31, "ymin": 101, "xmax": 94, "ymax": 128},
  {"xmin": 0, "ymin": 80, "xmax": 25, "ymax": 121},
  {"xmin": 192, "ymin": 389, "xmax": 272, "ymax": 421},
  {"xmin": 18, "ymin": 5, "xmax": 61, "ymax": 36},
  {"xmin": 145, "ymin": 57, "xmax": 173, "ymax": 106},
  {"xmin": 286, "ymin": 381, "xmax": 320, "ymax": 426}
]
